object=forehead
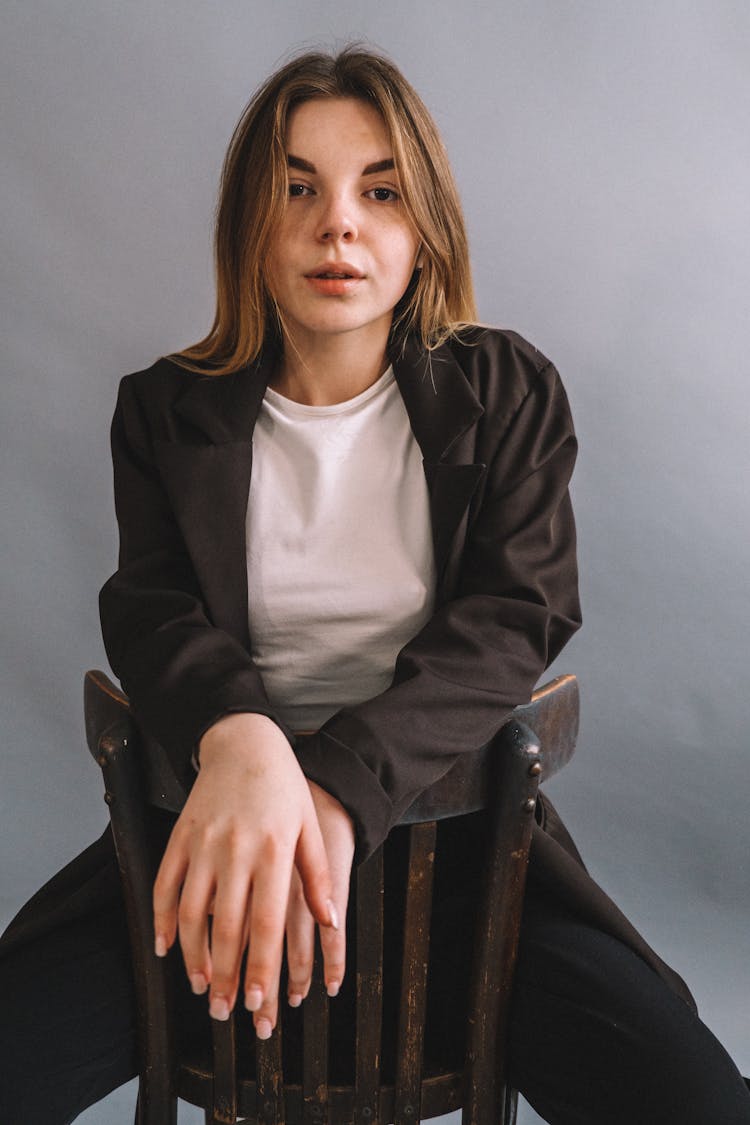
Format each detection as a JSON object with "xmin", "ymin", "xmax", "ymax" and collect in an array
[{"xmin": 285, "ymin": 97, "xmax": 392, "ymax": 158}]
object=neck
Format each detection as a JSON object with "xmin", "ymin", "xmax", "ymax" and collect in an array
[{"xmin": 271, "ymin": 324, "xmax": 392, "ymax": 406}]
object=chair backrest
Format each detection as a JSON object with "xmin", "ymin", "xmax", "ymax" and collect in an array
[{"xmin": 84, "ymin": 671, "xmax": 578, "ymax": 1125}]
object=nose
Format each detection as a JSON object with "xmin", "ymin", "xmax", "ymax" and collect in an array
[{"xmin": 315, "ymin": 193, "xmax": 357, "ymax": 243}]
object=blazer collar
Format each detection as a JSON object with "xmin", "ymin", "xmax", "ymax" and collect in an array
[{"xmin": 171, "ymin": 333, "xmax": 484, "ymax": 464}]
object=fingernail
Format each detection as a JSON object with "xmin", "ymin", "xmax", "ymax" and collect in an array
[
  {"xmin": 245, "ymin": 986, "xmax": 263, "ymax": 1012},
  {"xmin": 288, "ymin": 992, "xmax": 303, "ymax": 1008},
  {"xmin": 189, "ymin": 973, "xmax": 208, "ymax": 996},
  {"xmin": 327, "ymin": 899, "xmax": 340, "ymax": 931},
  {"xmin": 256, "ymin": 1017, "xmax": 273, "ymax": 1040},
  {"xmin": 209, "ymin": 994, "xmax": 230, "ymax": 1021},
  {"xmin": 154, "ymin": 934, "xmax": 168, "ymax": 957},
  {"xmin": 327, "ymin": 980, "xmax": 340, "ymax": 998}
]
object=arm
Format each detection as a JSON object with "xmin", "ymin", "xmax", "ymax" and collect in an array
[
  {"xmin": 99, "ymin": 373, "xmax": 285, "ymax": 787},
  {"xmin": 295, "ymin": 359, "xmax": 581, "ymax": 862},
  {"xmin": 99, "ymin": 370, "xmax": 342, "ymax": 1032}
]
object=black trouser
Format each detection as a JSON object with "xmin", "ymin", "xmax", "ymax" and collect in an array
[{"xmin": 1, "ymin": 877, "xmax": 749, "ymax": 1125}]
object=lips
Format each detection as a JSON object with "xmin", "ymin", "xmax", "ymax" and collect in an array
[{"xmin": 306, "ymin": 262, "xmax": 364, "ymax": 279}]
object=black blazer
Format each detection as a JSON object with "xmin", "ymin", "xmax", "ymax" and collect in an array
[
  {"xmin": 0, "ymin": 326, "xmax": 695, "ymax": 1012},
  {"xmin": 99, "ymin": 326, "xmax": 581, "ymax": 860}
]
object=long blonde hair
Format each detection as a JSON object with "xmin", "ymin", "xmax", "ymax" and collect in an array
[{"xmin": 171, "ymin": 47, "xmax": 477, "ymax": 375}]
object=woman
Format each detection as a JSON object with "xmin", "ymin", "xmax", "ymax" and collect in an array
[{"xmin": 2, "ymin": 47, "xmax": 749, "ymax": 1124}]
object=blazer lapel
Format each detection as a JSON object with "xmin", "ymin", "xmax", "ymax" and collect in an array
[{"xmin": 390, "ymin": 335, "xmax": 486, "ymax": 596}]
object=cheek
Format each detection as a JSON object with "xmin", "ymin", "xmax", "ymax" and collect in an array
[
  {"xmin": 391, "ymin": 234, "xmax": 420, "ymax": 288},
  {"xmin": 378, "ymin": 219, "xmax": 417, "ymax": 265}
]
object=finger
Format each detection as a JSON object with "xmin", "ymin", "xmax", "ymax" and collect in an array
[
  {"xmin": 295, "ymin": 814, "xmax": 335, "ymax": 928},
  {"xmin": 285, "ymin": 872, "xmax": 315, "ymax": 1007},
  {"xmin": 175, "ymin": 858, "xmax": 217, "ymax": 997},
  {"xmin": 244, "ymin": 853, "xmax": 294, "ymax": 1036},
  {"xmin": 319, "ymin": 889, "xmax": 347, "ymax": 997},
  {"xmin": 207, "ymin": 865, "xmax": 253, "ymax": 1020},
  {"xmin": 153, "ymin": 833, "xmax": 190, "ymax": 958}
]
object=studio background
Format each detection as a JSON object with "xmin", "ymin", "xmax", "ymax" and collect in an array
[{"xmin": 2, "ymin": 3, "xmax": 748, "ymax": 1122}]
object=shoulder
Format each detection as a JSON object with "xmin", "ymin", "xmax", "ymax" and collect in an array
[
  {"xmin": 441, "ymin": 325, "xmax": 569, "ymax": 432},
  {"xmin": 446, "ymin": 325, "xmax": 556, "ymax": 389},
  {"xmin": 447, "ymin": 324, "xmax": 554, "ymax": 373},
  {"xmin": 113, "ymin": 354, "xmax": 219, "ymax": 446},
  {"xmin": 116, "ymin": 354, "xmax": 201, "ymax": 412}
]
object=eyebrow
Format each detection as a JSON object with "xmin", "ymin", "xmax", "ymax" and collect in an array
[{"xmin": 287, "ymin": 155, "xmax": 395, "ymax": 175}]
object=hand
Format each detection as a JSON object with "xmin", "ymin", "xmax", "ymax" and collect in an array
[
  {"xmin": 285, "ymin": 780, "xmax": 355, "ymax": 1007},
  {"xmin": 152, "ymin": 712, "xmax": 334, "ymax": 1039}
]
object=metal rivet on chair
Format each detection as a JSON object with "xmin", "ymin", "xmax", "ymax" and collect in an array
[
  {"xmin": 522, "ymin": 797, "xmax": 536, "ymax": 813},
  {"xmin": 528, "ymin": 760, "xmax": 542, "ymax": 776}
]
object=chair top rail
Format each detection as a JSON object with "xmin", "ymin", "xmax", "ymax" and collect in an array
[{"xmin": 84, "ymin": 670, "xmax": 578, "ymax": 823}]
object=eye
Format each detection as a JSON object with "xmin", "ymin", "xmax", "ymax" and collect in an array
[
  {"xmin": 366, "ymin": 186, "xmax": 399, "ymax": 202},
  {"xmin": 288, "ymin": 182, "xmax": 313, "ymax": 198}
]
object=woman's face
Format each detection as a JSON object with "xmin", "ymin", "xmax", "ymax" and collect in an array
[{"xmin": 265, "ymin": 97, "xmax": 420, "ymax": 352}]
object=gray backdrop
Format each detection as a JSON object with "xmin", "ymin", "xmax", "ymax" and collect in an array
[{"xmin": 2, "ymin": 3, "xmax": 748, "ymax": 1122}]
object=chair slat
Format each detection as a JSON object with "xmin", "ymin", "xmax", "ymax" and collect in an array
[
  {"xmin": 354, "ymin": 847, "xmax": 384, "ymax": 1125},
  {"xmin": 257, "ymin": 1024, "xmax": 284, "ymax": 1125},
  {"xmin": 303, "ymin": 943, "xmax": 330, "ymax": 1125},
  {"xmin": 211, "ymin": 1011, "xmax": 237, "ymax": 1124},
  {"xmin": 393, "ymin": 822, "xmax": 436, "ymax": 1125}
]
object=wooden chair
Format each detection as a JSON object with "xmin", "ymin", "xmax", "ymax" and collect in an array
[{"xmin": 84, "ymin": 670, "xmax": 579, "ymax": 1125}]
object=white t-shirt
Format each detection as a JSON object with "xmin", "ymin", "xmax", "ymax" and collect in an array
[{"xmin": 246, "ymin": 366, "xmax": 436, "ymax": 732}]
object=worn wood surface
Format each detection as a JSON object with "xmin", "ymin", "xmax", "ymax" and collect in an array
[
  {"xmin": 354, "ymin": 848, "xmax": 384, "ymax": 1125},
  {"xmin": 256, "ymin": 1024, "xmax": 283, "ymax": 1125},
  {"xmin": 463, "ymin": 721, "xmax": 541, "ymax": 1125},
  {"xmin": 393, "ymin": 822, "xmax": 436, "ymax": 1125},
  {"xmin": 211, "ymin": 1010, "xmax": 238, "ymax": 1124},
  {"xmin": 86, "ymin": 675, "xmax": 178, "ymax": 1125},
  {"xmin": 303, "ymin": 944, "xmax": 329, "ymax": 1125}
]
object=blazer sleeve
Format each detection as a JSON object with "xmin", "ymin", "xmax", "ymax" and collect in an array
[
  {"xmin": 98, "ymin": 374, "xmax": 291, "ymax": 791},
  {"xmin": 294, "ymin": 359, "xmax": 582, "ymax": 862}
]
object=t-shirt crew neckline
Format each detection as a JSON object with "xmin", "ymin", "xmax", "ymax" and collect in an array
[{"xmin": 263, "ymin": 366, "xmax": 395, "ymax": 416}]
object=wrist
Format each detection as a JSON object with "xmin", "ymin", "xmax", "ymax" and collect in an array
[{"xmin": 197, "ymin": 711, "xmax": 285, "ymax": 768}]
